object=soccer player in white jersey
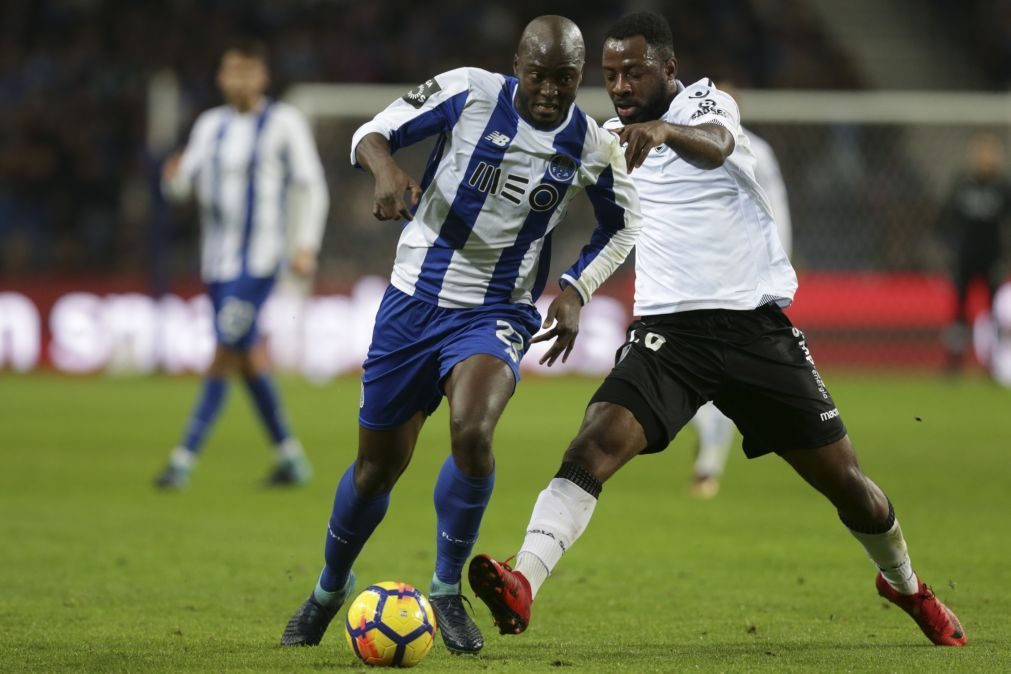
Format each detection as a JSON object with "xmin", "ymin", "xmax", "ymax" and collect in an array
[
  {"xmin": 470, "ymin": 12, "xmax": 966, "ymax": 648},
  {"xmin": 689, "ymin": 79, "xmax": 794, "ymax": 499},
  {"xmin": 280, "ymin": 16, "xmax": 641, "ymax": 656},
  {"xmin": 155, "ymin": 40, "xmax": 328, "ymax": 489}
]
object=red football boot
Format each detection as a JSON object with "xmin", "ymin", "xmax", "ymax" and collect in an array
[
  {"xmin": 876, "ymin": 573, "xmax": 967, "ymax": 646},
  {"xmin": 468, "ymin": 554, "xmax": 532, "ymax": 635}
]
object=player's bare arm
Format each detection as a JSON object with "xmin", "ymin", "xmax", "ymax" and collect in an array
[
  {"xmin": 530, "ymin": 285, "xmax": 583, "ymax": 366},
  {"xmin": 355, "ymin": 132, "xmax": 422, "ymax": 221},
  {"xmin": 617, "ymin": 120, "xmax": 733, "ymax": 171},
  {"xmin": 162, "ymin": 151, "xmax": 183, "ymax": 183},
  {"xmin": 289, "ymin": 247, "xmax": 318, "ymax": 277}
]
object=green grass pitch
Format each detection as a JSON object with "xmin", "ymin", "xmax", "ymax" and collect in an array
[{"xmin": 1, "ymin": 372, "xmax": 1009, "ymax": 672}]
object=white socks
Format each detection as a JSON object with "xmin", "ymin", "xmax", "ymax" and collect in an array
[
  {"xmin": 278, "ymin": 437, "xmax": 305, "ymax": 461},
  {"xmin": 515, "ymin": 477, "xmax": 598, "ymax": 598},
  {"xmin": 848, "ymin": 518, "xmax": 918, "ymax": 595},
  {"xmin": 514, "ymin": 552, "xmax": 549, "ymax": 598},
  {"xmin": 169, "ymin": 446, "xmax": 196, "ymax": 470}
]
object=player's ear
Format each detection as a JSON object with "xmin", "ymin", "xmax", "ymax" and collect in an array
[
  {"xmin": 665, "ymin": 57, "xmax": 678, "ymax": 82},
  {"xmin": 513, "ymin": 54, "xmax": 520, "ymax": 77}
]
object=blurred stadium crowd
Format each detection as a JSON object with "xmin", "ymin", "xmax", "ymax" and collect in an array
[
  {"xmin": 0, "ymin": 0, "xmax": 859, "ymax": 279},
  {"xmin": 2, "ymin": 0, "xmax": 1011, "ymax": 284}
]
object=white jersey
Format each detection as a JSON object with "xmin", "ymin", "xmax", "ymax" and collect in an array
[
  {"xmin": 745, "ymin": 128, "xmax": 792, "ymax": 256},
  {"xmin": 166, "ymin": 99, "xmax": 328, "ymax": 282},
  {"xmin": 604, "ymin": 78, "xmax": 796, "ymax": 316},
  {"xmin": 351, "ymin": 67, "xmax": 642, "ymax": 309}
]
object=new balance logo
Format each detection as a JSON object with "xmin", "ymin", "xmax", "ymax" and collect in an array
[{"xmin": 485, "ymin": 130, "xmax": 511, "ymax": 147}]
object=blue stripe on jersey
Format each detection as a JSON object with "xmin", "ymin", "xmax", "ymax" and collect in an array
[
  {"xmin": 389, "ymin": 91, "xmax": 468, "ymax": 154},
  {"xmin": 239, "ymin": 102, "xmax": 273, "ymax": 276},
  {"xmin": 417, "ymin": 132, "xmax": 449, "ymax": 204},
  {"xmin": 563, "ymin": 164, "xmax": 626, "ymax": 281},
  {"xmin": 530, "ymin": 230, "xmax": 553, "ymax": 301},
  {"xmin": 482, "ymin": 109, "xmax": 588, "ymax": 304},
  {"xmin": 279, "ymin": 143, "xmax": 291, "ymax": 240},
  {"xmin": 209, "ymin": 112, "xmax": 231, "ymax": 229},
  {"xmin": 413, "ymin": 82, "xmax": 519, "ymax": 302},
  {"xmin": 208, "ymin": 111, "xmax": 232, "ymax": 272}
]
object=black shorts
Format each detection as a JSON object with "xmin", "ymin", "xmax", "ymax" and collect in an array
[{"xmin": 590, "ymin": 305, "xmax": 847, "ymax": 457}]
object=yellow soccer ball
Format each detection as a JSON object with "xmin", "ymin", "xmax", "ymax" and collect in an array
[{"xmin": 344, "ymin": 582, "xmax": 437, "ymax": 667}]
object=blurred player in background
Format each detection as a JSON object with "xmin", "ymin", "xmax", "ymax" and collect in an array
[
  {"xmin": 155, "ymin": 39, "xmax": 329, "ymax": 489},
  {"xmin": 279, "ymin": 15, "xmax": 641, "ymax": 656},
  {"xmin": 471, "ymin": 11, "xmax": 966, "ymax": 648},
  {"xmin": 688, "ymin": 79, "xmax": 793, "ymax": 499},
  {"xmin": 939, "ymin": 131, "xmax": 1011, "ymax": 373}
]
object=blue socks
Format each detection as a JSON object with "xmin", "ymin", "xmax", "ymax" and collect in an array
[
  {"xmin": 319, "ymin": 465, "xmax": 390, "ymax": 593},
  {"xmin": 181, "ymin": 376, "xmax": 229, "ymax": 453},
  {"xmin": 314, "ymin": 457, "xmax": 494, "ymax": 599},
  {"xmin": 244, "ymin": 373, "xmax": 290, "ymax": 444},
  {"xmin": 432, "ymin": 456, "xmax": 495, "ymax": 589}
]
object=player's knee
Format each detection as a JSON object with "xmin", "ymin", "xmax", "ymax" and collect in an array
[
  {"xmin": 449, "ymin": 416, "xmax": 494, "ymax": 459},
  {"xmin": 448, "ymin": 416, "xmax": 495, "ymax": 476},
  {"xmin": 353, "ymin": 458, "xmax": 399, "ymax": 497}
]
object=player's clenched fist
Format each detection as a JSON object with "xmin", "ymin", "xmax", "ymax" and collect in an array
[{"xmin": 372, "ymin": 163, "xmax": 422, "ymax": 221}]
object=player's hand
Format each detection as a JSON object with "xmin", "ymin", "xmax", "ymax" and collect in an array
[
  {"xmin": 614, "ymin": 121, "xmax": 672, "ymax": 172},
  {"xmin": 531, "ymin": 285, "xmax": 583, "ymax": 366},
  {"xmin": 372, "ymin": 161, "xmax": 422, "ymax": 221},
  {"xmin": 162, "ymin": 152, "xmax": 183, "ymax": 182},
  {"xmin": 289, "ymin": 247, "xmax": 318, "ymax": 278}
]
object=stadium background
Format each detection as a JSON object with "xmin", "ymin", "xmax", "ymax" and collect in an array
[
  {"xmin": 2, "ymin": 0, "xmax": 1011, "ymax": 379},
  {"xmin": 2, "ymin": 2, "xmax": 1011, "ymax": 671}
]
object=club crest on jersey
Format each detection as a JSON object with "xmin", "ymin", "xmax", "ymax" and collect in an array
[
  {"xmin": 402, "ymin": 78, "xmax": 442, "ymax": 108},
  {"xmin": 547, "ymin": 153, "xmax": 577, "ymax": 182}
]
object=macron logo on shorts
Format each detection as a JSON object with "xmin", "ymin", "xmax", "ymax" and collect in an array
[{"xmin": 819, "ymin": 408, "xmax": 840, "ymax": 422}]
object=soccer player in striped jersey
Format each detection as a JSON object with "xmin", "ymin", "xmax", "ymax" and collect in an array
[
  {"xmin": 155, "ymin": 39, "xmax": 328, "ymax": 489},
  {"xmin": 280, "ymin": 15, "xmax": 642, "ymax": 655},
  {"xmin": 471, "ymin": 11, "xmax": 966, "ymax": 649}
]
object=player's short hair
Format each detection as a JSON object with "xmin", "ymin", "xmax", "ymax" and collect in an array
[
  {"xmin": 605, "ymin": 12, "xmax": 675, "ymax": 61},
  {"xmin": 223, "ymin": 37, "xmax": 269, "ymax": 64}
]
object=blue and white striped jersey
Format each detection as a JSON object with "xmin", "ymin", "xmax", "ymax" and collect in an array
[
  {"xmin": 351, "ymin": 68, "xmax": 642, "ymax": 309},
  {"xmin": 166, "ymin": 99, "xmax": 329, "ymax": 282}
]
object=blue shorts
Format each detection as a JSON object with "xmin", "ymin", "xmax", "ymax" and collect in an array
[
  {"xmin": 359, "ymin": 286, "xmax": 541, "ymax": 430},
  {"xmin": 206, "ymin": 275, "xmax": 276, "ymax": 350}
]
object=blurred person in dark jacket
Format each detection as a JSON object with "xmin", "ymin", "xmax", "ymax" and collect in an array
[{"xmin": 940, "ymin": 131, "xmax": 1011, "ymax": 372}]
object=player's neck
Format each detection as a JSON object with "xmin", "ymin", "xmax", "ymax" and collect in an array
[{"xmin": 230, "ymin": 95, "xmax": 267, "ymax": 114}]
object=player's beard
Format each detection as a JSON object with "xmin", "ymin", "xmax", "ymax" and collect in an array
[
  {"xmin": 637, "ymin": 88, "xmax": 674, "ymax": 124},
  {"xmin": 614, "ymin": 85, "xmax": 672, "ymax": 125}
]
